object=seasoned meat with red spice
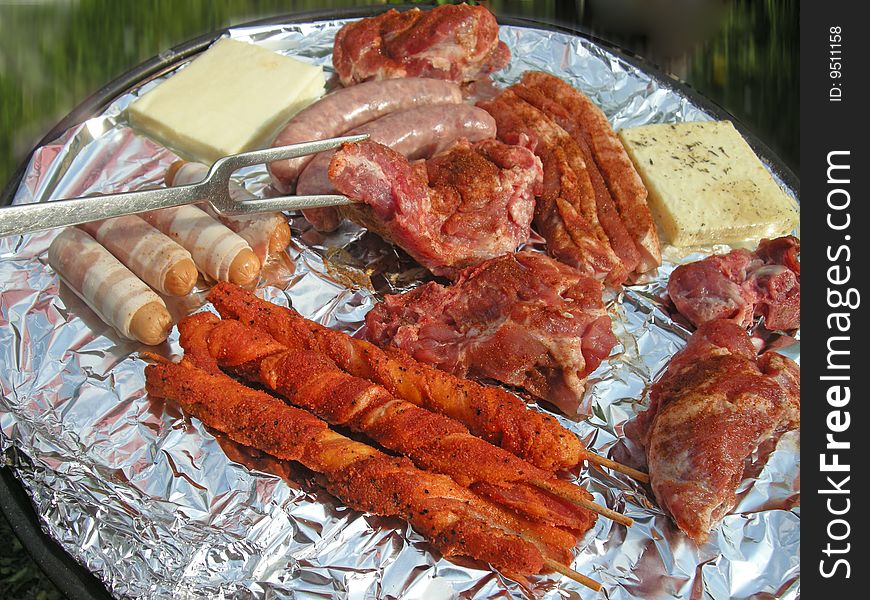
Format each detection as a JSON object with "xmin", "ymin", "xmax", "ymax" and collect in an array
[
  {"xmin": 333, "ymin": 5, "xmax": 510, "ymax": 87},
  {"xmin": 479, "ymin": 89, "xmax": 629, "ymax": 285},
  {"xmin": 328, "ymin": 139, "xmax": 541, "ymax": 277},
  {"xmin": 209, "ymin": 282, "xmax": 590, "ymax": 472},
  {"xmin": 667, "ymin": 236, "xmax": 800, "ymax": 331},
  {"xmin": 519, "ymin": 71, "xmax": 661, "ymax": 273},
  {"xmin": 631, "ymin": 320, "xmax": 800, "ymax": 543},
  {"xmin": 365, "ymin": 251, "xmax": 617, "ymax": 414},
  {"xmin": 177, "ymin": 311, "xmax": 597, "ymax": 533}
]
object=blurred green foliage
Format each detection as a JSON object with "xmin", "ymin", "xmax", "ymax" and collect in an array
[
  {"xmin": 687, "ymin": 0, "xmax": 798, "ymax": 172},
  {"xmin": 0, "ymin": 0, "xmax": 797, "ymax": 192}
]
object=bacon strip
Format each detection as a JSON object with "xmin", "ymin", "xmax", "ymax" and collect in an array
[
  {"xmin": 208, "ymin": 283, "xmax": 587, "ymax": 472},
  {"xmin": 178, "ymin": 312, "xmax": 596, "ymax": 533},
  {"xmin": 79, "ymin": 215, "xmax": 196, "ymax": 297},
  {"xmin": 168, "ymin": 162, "xmax": 290, "ymax": 265},
  {"xmin": 145, "ymin": 358, "xmax": 572, "ymax": 579},
  {"xmin": 48, "ymin": 228, "xmax": 171, "ymax": 344}
]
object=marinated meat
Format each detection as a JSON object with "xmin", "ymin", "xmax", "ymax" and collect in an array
[
  {"xmin": 333, "ymin": 5, "xmax": 510, "ymax": 86},
  {"xmin": 479, "ymin": 88, "xmax": 629, "ymax": 284},
  {"xmin": 520, "ymin": 71, "xmax": 661, "ymax": 273},
  {"xmin": 209, "ymin": 282, "xmax": 589, "ymax": 472},
  {"xmin": 365, "ymin": 251, "xmax": 617, "ymax": 414},
  {"xmin": 631, "ymin": 320, "xmax": 800, "ymax": 543},
  {"xmin": 667, "ymin": 236, "xmax": 800, "ymax": 331},
  {"xmin": 328, "ymin": 139, "xmax": 541, "ymax": 277}
]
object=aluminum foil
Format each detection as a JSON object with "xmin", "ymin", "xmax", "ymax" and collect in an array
[{"xmin": 0, "ymin": 17, "xmax": 799, "ymax": 600}]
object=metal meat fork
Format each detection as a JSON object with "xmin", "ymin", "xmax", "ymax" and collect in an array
[{"xmin": 0, "ymin": 134, "xmax": 368, "ymax": 239}]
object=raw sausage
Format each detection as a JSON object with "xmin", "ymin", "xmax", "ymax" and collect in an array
[
  {"xmin": 268, "ymin": 78, "xmax": 463, "ymax": 192},
  {"xmin": 78, "ymin": 216, "xmax": 198, "ymax": 296},
  {"xmin": 297, "ymin": 104, "xmax": 497, "ymax": 232},
  {"xmin": 48, "ymin": 228, "xmax": 172, "ymax": 345}
]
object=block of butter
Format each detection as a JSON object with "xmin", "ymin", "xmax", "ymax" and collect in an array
[
  {"xmin": 128, "ymin": 38, "xmax": 324, "ymax": 164},
  {"xmin": 618, "ymin": 121, "xmax": 798, "ymax": 247}
]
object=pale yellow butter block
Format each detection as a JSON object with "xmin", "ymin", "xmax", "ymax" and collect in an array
[
  {"xmin": 128, "ymin": 38, "xmax": 325, "ymax": 164},
  {"xmin": 618, "ymin": 121, "xmax": 798, "ymax": 247}
]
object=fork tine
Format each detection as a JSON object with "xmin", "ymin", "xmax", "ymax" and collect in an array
[
  {"xmin": 210, "ymin": 134, "xmax": 369, "ymax": 176},
  {"xmin": 216, "ymin": 194, "xmax": 353, "ymax": 216}
]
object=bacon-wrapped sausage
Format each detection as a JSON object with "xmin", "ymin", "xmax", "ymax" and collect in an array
[
  {"xmin": 208, "ymin": 283, "xmax": 587, "ymax": 472},
  {"xmin": 142, "ymin": 206, "xmax": 260, "ymax": 286},
  {"xmin": 178, "ymin": 311, "xmax": 597, "ymax": 532},
  {"xmin": 48, "ymin": 228, "xmax": 171, "ymax": 344},
  {"xmin": 165, "ymin": 161, "xmax": 291, "ymax": 264},
  {"xmin": 144, "ymin": 358, "xmax": 578, "ymax": 582},
  {"xmin": 78, "ymin": 216, "xmax": 197, "ymax": 296}
]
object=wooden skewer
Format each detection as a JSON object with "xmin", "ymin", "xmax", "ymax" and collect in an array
[
  {"xmin": 530, "ymin": 480, "xmax": 634, "ymax": 527},
  {"xmin": 544, "ymin": 558, "xmax": 602, "ymax": 592},
  {"xmin": 584, "ymin": 452, "xmax": 651, "ymax": 483},
  {"xmin": 574, "ymin": 496, "xmax": 633, "ymax": 527}
]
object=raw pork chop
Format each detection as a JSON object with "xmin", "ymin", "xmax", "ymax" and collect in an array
[
  {"xmin": 328, "ymin": 139, "xmax": 541, "ymax": 277},
  {"xmin": 365, "ymin": 251, "xmax": 617, "ymax": 414},
  {"xmin": 333, "ymin": 4, "xmax": 510, "ymax": 86}
]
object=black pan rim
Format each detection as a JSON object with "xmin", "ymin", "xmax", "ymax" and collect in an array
[{"xmin": 0, "ymin": 4, "xmax": 800, "ymax": 598}]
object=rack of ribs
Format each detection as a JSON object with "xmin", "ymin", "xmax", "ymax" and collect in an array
[{"xmin": 478, "ymin": 73, "xmax": 661, "ymax": 284}]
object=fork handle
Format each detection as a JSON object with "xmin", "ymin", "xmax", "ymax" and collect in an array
[{"xmin": 0, "ymin": 185, "xmax": 198, "ymax": 239}]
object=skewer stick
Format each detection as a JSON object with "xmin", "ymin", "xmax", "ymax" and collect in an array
[
  {"xmin": 530, "ymin": 480, "xmax": 634, "ymax": 527},
  {"xmin": 584, "ymin": 453, "xmax": 650, "ymax": 483},
  {"xmin": 544, "ymin": 559, "xmax": 602, "ymax": 592},
  {"xmin": 574, "ymin": 497, "xmax": 633, "ymax": 527}
]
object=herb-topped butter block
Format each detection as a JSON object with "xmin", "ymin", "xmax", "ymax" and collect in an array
[
  {"xmin": 128, "ymin": 38, "xmax": 324, "ymax": 164},
  {"xmin": 618, "ymin": 121, "xmax": 798, "ymax": 247}
]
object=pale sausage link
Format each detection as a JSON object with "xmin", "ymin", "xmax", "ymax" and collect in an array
[
  {"xmin": 48, "ymin": 228, "xmax": 171, "ymax": 345},
  {"xmin": 267, "ymin": 78, "xmax": 463, "ymax": 192},
  {"xmin": 167, "ymin": 162, "xmax": 291, "ymax": 264}
]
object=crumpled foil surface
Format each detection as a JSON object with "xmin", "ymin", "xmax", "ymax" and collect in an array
[{"xmin": 0, "ymin": 17, "xmax": 799, "ymax": 600}]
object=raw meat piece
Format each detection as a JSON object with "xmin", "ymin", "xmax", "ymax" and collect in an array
[
  {"xmin": 365, "ymin": 251, "xmax": 617, "ymax": 414},
  {"xmin": 667, "ymin": 236, "xmax": 800, "ymax": 331},
  {"xmin": 333, "ymin": 5, "xmax": 510, "ymax": 86},
  {"xmin": 631, "ymin": 320, "xmax": 800, "ymax": 543},
  {"xmin": 328, "ymin": 139, "xmax": 541, "ymax": 277}
]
